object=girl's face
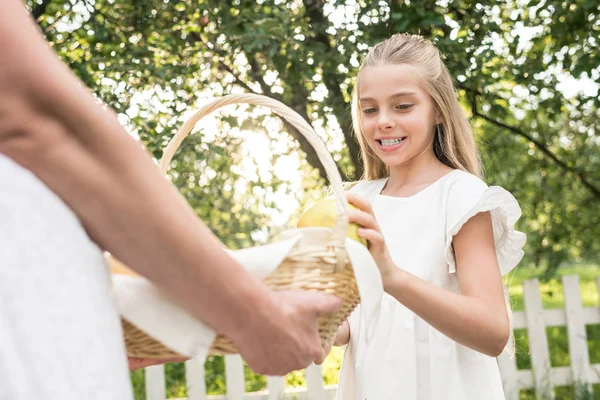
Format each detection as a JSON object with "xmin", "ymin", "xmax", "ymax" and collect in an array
[{"xmin": 358, "ymin": 64, "xmax": 440, "ymax": 169}]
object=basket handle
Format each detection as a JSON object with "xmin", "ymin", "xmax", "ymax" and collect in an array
[{"xmin": 158, "ymin": 94, "xmax": 349, "ymax": 263}]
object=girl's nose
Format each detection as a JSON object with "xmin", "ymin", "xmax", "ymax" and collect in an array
[{"xmin": 377, "ymin": 113, "xmax": 394, "ymax": 131}]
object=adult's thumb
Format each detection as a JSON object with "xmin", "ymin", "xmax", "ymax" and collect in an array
[{"xmin": 311, "ymin": 293, "xmax": 342, "ymax": 315}]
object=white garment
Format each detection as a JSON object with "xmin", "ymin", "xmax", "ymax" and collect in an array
[
  {"xmin": 337, "ymin": 170, "xmax": 526, "ymax": 400},
  {"xmin": 0, "ymin": 155, "xmax": 133, "ymax": 400}
]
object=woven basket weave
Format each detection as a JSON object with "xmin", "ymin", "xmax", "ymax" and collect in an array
[{"xmin": 118, "ymin": 93, "xmax": 360, "ymax": 358}]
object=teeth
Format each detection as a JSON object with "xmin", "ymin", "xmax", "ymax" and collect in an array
[{"xmin": 380, "ymin": 138, "xmax": 405, "ymax": 146}]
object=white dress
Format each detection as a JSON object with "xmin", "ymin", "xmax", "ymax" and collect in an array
[
  {"xmin": 336, "ymin": 169, "xmax": 526, "ymax": 400},
  {"xmin": 0, "ymin": 155, "xmax": 133, "ymax": 399}
]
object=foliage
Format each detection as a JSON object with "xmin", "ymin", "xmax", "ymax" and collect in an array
[
  {"xmin": 26, "ymin": 0, "xmax": 600, "ymax": 274},
  {"xmin": 504, "ymin": 263, "xmax": 600, "ymax": 310}
]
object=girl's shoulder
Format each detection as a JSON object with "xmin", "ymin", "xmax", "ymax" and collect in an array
[
  {"xmin": 442, "ymin": 169, "xmax": 489, "ymax": 201},
  {"xmin": 442, "ymin": 169, "xmax": 526, "ymax": 276}
]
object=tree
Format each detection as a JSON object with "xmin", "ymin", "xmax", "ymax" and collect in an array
[{"xmin": 28, "ymin": 0, "xmax": 600, "ymax": 275}]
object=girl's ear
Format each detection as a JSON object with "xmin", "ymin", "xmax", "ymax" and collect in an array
[{"xmin": 434, "ymin": 109, "xmax": 443, "ymax": 125}]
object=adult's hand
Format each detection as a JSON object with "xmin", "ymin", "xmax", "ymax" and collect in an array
[
  {"xmin": 315, "ymin": 318, "xmax": 350, "ymax": 365},
  {"xmin": 0, "ymin": 0, "xmax": 341, "ymax": 377},
  {"xmin": 233, "ymin": 290, "xmax": 341, "ymax": 376},
  {"xmin": 126, "ymin": 291, "xmax": 340, "ymax": 375},
  {"xmin": 128, "ymin": 356, "xmax": 188, "ymax": 371},
  {"xmin": 0, "ymin": 0, "xmax": 323, "ymax": 362}
]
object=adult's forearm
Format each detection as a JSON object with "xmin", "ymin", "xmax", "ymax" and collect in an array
[
  {"xmin": 0, "ymin": 0, "xmax": 274, "ymax": 337},
  {"xmin": 385, "ymin": 269, "xmax": 510, "ymax": 357}
]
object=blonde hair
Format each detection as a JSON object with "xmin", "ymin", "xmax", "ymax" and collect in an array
[{"xmin": 351, "ymin": 34, "xmax": 483, "ymax": 180}]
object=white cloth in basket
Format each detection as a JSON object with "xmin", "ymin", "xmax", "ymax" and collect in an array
[{"xmin": 112, "ymin": 227, "xmax": 383, "ymax": 363}]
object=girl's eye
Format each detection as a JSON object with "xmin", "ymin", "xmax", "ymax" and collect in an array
[
  {"xmin": 362, "ymin": 108, "xmax": 377, "ymax": 115},
  {"xmin": 395, "ymin": 104, "xmax": 414, "ymax": 110}
]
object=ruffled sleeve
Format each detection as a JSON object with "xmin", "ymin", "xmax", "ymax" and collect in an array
[{"xmin": 445, "ymin": 175, "xmax": 526, "ymax": 276}]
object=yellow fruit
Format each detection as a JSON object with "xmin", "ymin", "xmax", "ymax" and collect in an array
[
  {"xmin": 297, "ymin": 198, "xmax": 368, "ymax": 246},
  {"xmin": 108, "ymin": 255, "xmax": 139, "ymax": 277}
]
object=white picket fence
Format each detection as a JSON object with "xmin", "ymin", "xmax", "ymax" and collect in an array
[
  {"xmin": 142, "ymin": 275, "xmax": 600, "ymax": 400},
  {"xmin": 498, "ymin": 275, "xmax": 600, "ymax": 399}
]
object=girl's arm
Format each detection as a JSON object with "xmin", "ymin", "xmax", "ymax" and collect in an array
[
  {"xmin": 385, "ymin": 212, "xmax": 509, "ymax": 357},
  {"xmin": 347, "ymin": 193, "xmax": 510, "ymax": 357}
]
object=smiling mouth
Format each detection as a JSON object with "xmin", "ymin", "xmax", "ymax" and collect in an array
[{"xmin": 376, "ymin": 137, "xmax": 406, "ymax": 147}]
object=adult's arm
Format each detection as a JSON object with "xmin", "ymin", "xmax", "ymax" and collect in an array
[{"xmin": 0, "ymin": 0, "xmax": 340, "ymax": 375}]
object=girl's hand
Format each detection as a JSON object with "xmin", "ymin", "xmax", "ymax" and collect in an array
[
  {"xmin": 314, "ymin": 319, "xmax": 350, "ymax": 365},
  {"xmin": 346, "ymin": 193, "xmax": 397, "ymax": 284}
]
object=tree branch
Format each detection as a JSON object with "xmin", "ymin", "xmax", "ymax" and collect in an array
[
  {"xmin": 303, "ymin": 0, "xmax": 362, "ymax": 180},
  {"xmin": 31, "ymin": 0, "xmax": 51, "ymax": 19},
  {"xmin": 188, "ymin": 32, "xmax": 257, "ymax": 94},
  {"xmin": 220, "ymin": 59, "xmax": 258, "ymax": 94},
  {"xmin": 469, "ymin": 94, "xmax": 600, "ymax": 200},
  {"xmin": 248, "ymin": 58, "xmax": 272, "ymax": 95}
]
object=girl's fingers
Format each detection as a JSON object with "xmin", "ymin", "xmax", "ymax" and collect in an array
[
  {"xmin": 357, "ymin": 228, "xmax": 385, "ymax": 246},
  {"xmin": 346, "ymin": 193, "xmax": 374, "ymax": 215},
  {"xmin": 348, "ymin": 208, "xmax": 380, "ymax": 231},
  {"xmin": 346, "ymin": 193, "xmax": 384, "ymax": 241}
]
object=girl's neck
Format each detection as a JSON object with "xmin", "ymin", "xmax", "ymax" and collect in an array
[{"xmin": 385, "ymin": 150, "xmax": 453, "ymax": 192}]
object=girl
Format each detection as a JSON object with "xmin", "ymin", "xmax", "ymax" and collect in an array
[{"xmin": 332, "ymin": 34, "xmax": 526, "ymax": 399}]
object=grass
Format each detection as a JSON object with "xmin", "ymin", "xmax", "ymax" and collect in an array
[
  {"xmin": 131, "ymin": 264, "xmax": 600, "ymax": 399},
  {"xmin": 503, "ymin": 263, "xmax": 600, "ymax": 311}
]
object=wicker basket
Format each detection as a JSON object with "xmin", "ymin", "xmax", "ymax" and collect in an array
[{"xmin": 119, "ymin": 93, "xmax": 360, "ymax": 358}]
